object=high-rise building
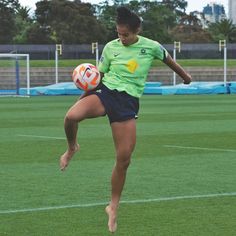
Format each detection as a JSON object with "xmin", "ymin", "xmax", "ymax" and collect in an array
[
  {"xmin": 203, "ymin": 2, "xmax": 226, "ymax": 24},
  {"xmin": 228, "ymin": 0, "xmax": 236, "ymax": 24}
]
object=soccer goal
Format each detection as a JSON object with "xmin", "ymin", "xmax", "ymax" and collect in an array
[{"xmin": 0, "ymin": 53, "xmax": 30, "ymax": 96}]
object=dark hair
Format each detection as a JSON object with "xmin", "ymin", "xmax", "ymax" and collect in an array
[{"xmin": 116, "ymin": 6, "xmax": 141, "ymax": 32}]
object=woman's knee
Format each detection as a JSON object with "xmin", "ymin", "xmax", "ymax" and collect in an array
[
  {"xmin": 116, "ymin": 150, "xmax": 133, "ymax": 170},
  {"xmin": 116, "ymin": 157, "xmax": 131, "ymax": 171},
  {"xmin": 64, "ymin": 111, "xmax": 83, "ymax": 123}
]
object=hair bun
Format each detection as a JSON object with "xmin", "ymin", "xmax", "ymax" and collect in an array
[
  {"xmin": 117, "ymin": 6, "xmax": 132, "ymax": 18},
  {"xmin": 116, "ymin": 6, "xmax": 141, "ymax": 32}
]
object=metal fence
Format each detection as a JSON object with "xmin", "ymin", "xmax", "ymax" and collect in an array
[{"xmin": 0, "ymin": 43, "xmax": 235, "ymax": 60}]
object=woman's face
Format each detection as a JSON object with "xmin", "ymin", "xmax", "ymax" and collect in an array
[{"xmin": 116, "ymin": 25, "xmax": 139, "ymax": 46}]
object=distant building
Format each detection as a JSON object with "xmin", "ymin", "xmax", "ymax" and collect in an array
[
  {"xmin": 203, "ymin": 2, "xmax": 226, "ymax": 24},
  {"xmin": 228, "ymin": 0, "xmax": 236, "ymax": 24}
]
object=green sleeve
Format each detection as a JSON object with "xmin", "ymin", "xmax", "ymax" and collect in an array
[
  {"xmin": 154, "ymin": 42, "xmax": 168, "ymax": 61},
  {"xmin": 98, "ymin": 44, "xmax": 110, "ymax": 73}
]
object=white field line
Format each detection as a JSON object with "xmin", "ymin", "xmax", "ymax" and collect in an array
[
  {"xmin": 17, "ymin": 135, "xmax": 236, "ymax": 153},
  {"xmin": 1, "ymin": 192, "xmax": 236, "ymax": 215},
  {"xmin": 164, "ymin": 145, "xmax": 236, "ymax": 153},
  {"xmin": 17, "ymin": 134, "xmax": 66, "ymax": 140}
]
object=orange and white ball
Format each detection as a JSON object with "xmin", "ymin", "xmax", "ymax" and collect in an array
[{"xmin": 72, "ymin": 63, "xmax": 100, "ymax": 91}]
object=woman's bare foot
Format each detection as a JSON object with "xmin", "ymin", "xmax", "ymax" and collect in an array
[
  {"xmin": 105, "ymin": 205, "xmax": 117, "ymax": 233},
  {"xmin": 60, "ymin": 144, "xmax": 80, "ymax": 171}
]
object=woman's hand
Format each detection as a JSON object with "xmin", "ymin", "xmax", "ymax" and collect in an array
[
  {"xmin": 164, "ymin": 55, "xmax": 192, "ymax": 85},
  {"xmin": 183, "ymin": 73, "xmax": 192, "ymax": 84}
]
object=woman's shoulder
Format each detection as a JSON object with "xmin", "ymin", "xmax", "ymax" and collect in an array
[
  {"xmin": 105, "ymin": 38, "xmax": 120, "ymax": 47},
  {"xmin": 139, "ymin": 35, "xmax": 161, "ymax": 45}
]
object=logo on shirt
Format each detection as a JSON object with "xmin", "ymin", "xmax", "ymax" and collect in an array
[
  {"xmin": 140, "ymin": 48, "xmax": 147, "ymax": 55},
  {"xmin": 113, "ymin": 53, "xmax": 120, "ymax": 57},
  {"xmin": 126, "ymin": 59, "xmax": 138, "ymax": 73}
]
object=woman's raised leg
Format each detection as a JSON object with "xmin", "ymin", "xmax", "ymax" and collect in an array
[{"xmin": 60, "ymin": 94, "xmax": 105, "ymax": 171}]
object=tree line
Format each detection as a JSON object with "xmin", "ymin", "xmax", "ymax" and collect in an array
[{"xmin": 1, "ymin": 0, "xmax": 236, "ymax": 44}]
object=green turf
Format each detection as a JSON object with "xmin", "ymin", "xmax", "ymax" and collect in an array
[{"xmin": 0, "ymin": 95, "xmax": 236, "ymax": 235}]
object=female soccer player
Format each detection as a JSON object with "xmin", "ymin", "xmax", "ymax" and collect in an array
[{"xmin": 60, "ymin": 6, "xmax": 191, "ymax": 233}]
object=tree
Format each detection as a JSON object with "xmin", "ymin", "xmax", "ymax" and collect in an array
[
  {"xmin": 33, "ymin": 0, "xmax": 107, "ymax": 44},
  {"xmin": 0, "ymin": 0, "xmax": 20, "ymax": 43},
  {"xmin": 170, "ymin": 12, "xmax": 212, "ymax": 43},
  {"xmin": 161, "ymin": 0, "xmax": 187, "ymax": 16},
  {"xmin": 208, "ymin": 19, "xmax": 236, "ymax": 43},
  {"xmin": 26, "ymin": 23, "xmax": 54, "ymax": 44},
  {"xmin": 141, "ymin": 3, "xmax": 177, "ymax": 43},
  {"xmin": 97, "ymin": 2, "xmax": 117, "ymax": 41},
  {"xmin": 171, "ymin": 25, "xmax": 212, "ymax": 43},
  {"xmin": 98, "ymin": 1, "xmax": 179, "ymax": 43},
  {"xmin": 13, "ymin": 6, "xmax": 34, "ymax": 44},
  {"xmin": 179, "ymin": 13, "xmax": 201, "ymax": 26}
]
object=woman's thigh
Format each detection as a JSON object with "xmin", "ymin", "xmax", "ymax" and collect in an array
[
  {"xmin": 111, "ymin": 119, "xmax": 136, "ymax": 159},
  {"xmin": 66, "ymin": 94, "xmax": 106, "ymax": 121}
]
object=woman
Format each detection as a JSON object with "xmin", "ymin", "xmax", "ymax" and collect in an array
[{"xmin": 60, "ymin": 6, "xmax": 191, "ymax": 233}]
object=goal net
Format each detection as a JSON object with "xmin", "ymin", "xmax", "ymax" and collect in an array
[{"xmin": 0, "ymin": 54, "xmax": 30, "ymax": 96}]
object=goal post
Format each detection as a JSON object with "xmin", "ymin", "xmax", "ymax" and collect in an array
[{"xmin": 0, "ymin": 53, "xmax": 30, "ymax": 96}]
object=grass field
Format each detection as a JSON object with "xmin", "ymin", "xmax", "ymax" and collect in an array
[{"xmin": 0, "ymin": 95, "xmax": 236, "ymax": 235}]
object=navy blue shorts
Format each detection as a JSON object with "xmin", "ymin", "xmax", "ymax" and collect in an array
[{"xmin": 88, "ymin": 84, "xmax": 139, "ymax": 123}]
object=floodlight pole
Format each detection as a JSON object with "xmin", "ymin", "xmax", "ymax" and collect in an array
[
  {"xmin": 92, "ymin": 42, "xmax": 99, "ymax": 67},
  {"xmin": 55, "ymin": 44, "xmax": 62, "ymax": 84},
  {"xmin": 173, "ymin": 41, "xmax": 181, "ymax": 86},
  {"xmin": 219, "ymin": 40, "xmax": 227, "ymax": 87}
]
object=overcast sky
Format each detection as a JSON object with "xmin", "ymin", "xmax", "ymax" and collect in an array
[{"xmin": 18, "ymin": 0, "xmax": 229, "ymax": 15}]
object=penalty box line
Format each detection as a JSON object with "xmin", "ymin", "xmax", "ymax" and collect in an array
[
  {"xmin": 17, "ymin": 135, "xmax": 236, "ymax": 153},
  {"xmin": 164, "ymin": 145, "xmax": 236, "ymax": 153},
  {"xmin": 17, "ymin": 134, "xmax": 66, "ymax": 140},
  {"xmin": 1, "ymin": 192, "xmax": 236, "ymax": 215}
]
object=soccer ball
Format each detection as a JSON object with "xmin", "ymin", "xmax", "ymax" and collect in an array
[{"xmin": 72, "ymin": 63, "xmax": 100, "ymax": 91}]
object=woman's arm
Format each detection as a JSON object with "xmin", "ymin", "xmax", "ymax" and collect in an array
[{"xmin": 163, "ymin": 54, "xmax": 192, "ymax": 84}]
